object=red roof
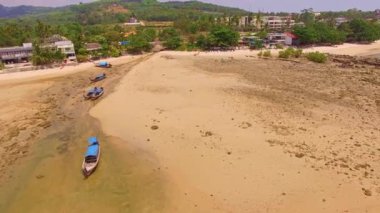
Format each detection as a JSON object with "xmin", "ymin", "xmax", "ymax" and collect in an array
[{"xmin": 285, "ymin": 32, "xmax": 298, "ymax": 39}]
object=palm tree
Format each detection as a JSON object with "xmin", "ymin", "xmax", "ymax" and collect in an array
[{"xmin": 255, "ymin": 12, "xmax": 263, "ymax": 30}]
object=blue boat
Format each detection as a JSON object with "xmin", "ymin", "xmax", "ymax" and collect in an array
[
  {"xmin": 90, "ymin": 73, "xmax": 106, "ymax": 82},
  {"xmin": 96, "ymin": 61, "xmax": 112, "ymax": 68},
  {"xmin": 82, "ymin": 137, "xmax": 100, "ymax": 177},
  {"xmin": 84, "ymin": 87, "xmax": 104, "ymax": 100}
]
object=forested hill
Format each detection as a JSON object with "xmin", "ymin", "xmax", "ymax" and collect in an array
[
  {"xmin": 0, "ymin": 4, "xmax": 52, "ymax": 18},
  {"xmin": 0, "ymin": 0, "xmax": 248, "ymax": 23}
]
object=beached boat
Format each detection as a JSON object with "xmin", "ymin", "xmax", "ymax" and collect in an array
[
  {"xmin": 95, "ymin": 61, "xmax": 112, "ymax": 68},
  {"xmin": 91, "ymin": 87, "xmax": 104, "ymax": 100},
  {"xmin": 84, "ymin": 87, "xmax": 96, "ymax": 100},
  {"xmin": 82, "ymin": 137, "xmax": 100, "ymax": 177},
  {"xmin": 84, "ymin": 87, "xmax": 104, "ymax": 100},
  {"xmin": 89, "ymin": 73, "xmax": 106, "ymax": 82}
]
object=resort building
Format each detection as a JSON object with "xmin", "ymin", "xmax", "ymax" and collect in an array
[
  {"xmin": 263, "ymin": 16, "xmax": 295, "ymax": 30},
  {"xmin": 335, "ymin": 17, "xmax": 348, "ymax": 26},
  {"xmin": 238, "ymin": 16, "xmax": 254, "ymax": 27},
  {"xmin": 45, "ymin": 35, "xmax": 77, "ymax": 62},
  {"xmin": 0, "ymin": 43, "xmax": 33, "ymax": 64},
  {"xmin": 56, "ymin": 41, "xmax": 77, "ymax": 61}
]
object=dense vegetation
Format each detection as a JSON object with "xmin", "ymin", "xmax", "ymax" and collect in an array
[
  {"xmin": 292, "ymin": 8, "xmax": 380, "ymax": 45},
  {"xmin": 0, "ymin": 0, "xmax": 379, "ymax": 66}
]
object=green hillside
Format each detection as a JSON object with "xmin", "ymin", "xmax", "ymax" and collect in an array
[
  {"xmin": 0, "ymin": 4, "xmax": 53, "ymax": 18},
  {"xmin": 1, "ymin": 0, "xmax": 247, "ymax": 25}
]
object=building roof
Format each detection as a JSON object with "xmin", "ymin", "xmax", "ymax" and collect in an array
[
  {"xmin": 85, "ymin": 43, "xmax": 102, "ymax": 51},
  {"xmin": 45, "ymin": 34, "xmax": 69, "ymax": 44},
  {"xmin": 284, "ymin": 32, "xmax": 298, "ymax": 39},
  {"xmin": 0, "ymin": 46, "xmax": 33, "ymax": 54}
]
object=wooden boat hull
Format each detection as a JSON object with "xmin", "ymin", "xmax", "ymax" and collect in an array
[
  {"xmin": 95, "ymin": 64, "xmax": 112, "ymax": 68},
  {"xmin": 91, "ymin": 90, "xmax": 104, "ymax": 100},
  {"xmin": 89, "ymin": 76, "xmax": 106, "ymax": 83},
  {"xmin": 82, "ymin": 146, "xmax": 100, "ymax": 177}
]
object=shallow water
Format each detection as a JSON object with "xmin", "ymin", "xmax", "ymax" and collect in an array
[{"xmin": 0, "ymin": 117, "xmax": 166, "ymax": 212}]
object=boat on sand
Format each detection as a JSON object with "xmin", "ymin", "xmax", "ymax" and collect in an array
[
  {"xmin": 95, "ymin": 61, "xmax": 112, "ymax": 68},
  {"xmin": 82, "ymin": 137, "xmax": 100, "ymax": 177},
  {"xmin": 90, "ymin": 73, "xmax": 106, "ymax": 82},
  {"xmin": 84, "ymin": 87, "xmax": 104, "ymax": 100}
]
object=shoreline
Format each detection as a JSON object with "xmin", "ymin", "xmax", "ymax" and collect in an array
[{"xmin": 0, "ymin": 53, "xmax": 170, "ymax": 212}]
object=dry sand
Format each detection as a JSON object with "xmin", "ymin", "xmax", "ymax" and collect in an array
[
  {"xmin": 91, "ymin": 51, "xmax": 380, "ymax": 212},
  {"xmin": 304, "ymin": 40, "xmax": 380, "ymax": 57}
]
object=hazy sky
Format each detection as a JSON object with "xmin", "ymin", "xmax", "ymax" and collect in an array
[{"xmin": 0, "ymin": 0, "xmax": 379, "ymax": 12}]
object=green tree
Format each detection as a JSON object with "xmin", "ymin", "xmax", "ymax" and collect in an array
[
  {"xmin": 159, "ymin": 28, "xmax": 182, "ymax": 50},
  {"xmin": 206, "ymin": 25, "xmax": 239, "ymax": 48},
  {"xmin": 300, "ymin": 8, "xmax": 315, "ymax": 26},
  {"xmin": 348, "ymin": 19, "xmax": 380, "ymax": 42},
  {"xmin": 32, "ymin": 41, "xmax": 65, "ymax": 65},
  {"xmin": 126, "ymin": 33, "xmax": 152, "ymax": 54},
  {"xmin": 314, "ymin": 22, "xmax": 346, "ymax": 44},
  {"xmin": 293, "ymin": 25, "xmax": 319, "ymax": 44}
]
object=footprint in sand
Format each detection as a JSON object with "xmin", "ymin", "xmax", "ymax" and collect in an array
[
  {"xmin": 151, "ymin": 125, "xmax": 159, "ymax": 130},
  {"xmin": 239, "ymin": 122, "xmax": 252, "ymax": 129}
]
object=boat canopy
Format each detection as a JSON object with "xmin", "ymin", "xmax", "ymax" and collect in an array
[
  {"xmin": 98, "ymin": 61, "xmax": 108, "ymax": 66},
  {"xmin": 85, "ymin": 144, "xmax": 99, "ymax": 157},
  {"xmin": 88, "ymin": 136, "xmax": 98, "ymax": 145}
]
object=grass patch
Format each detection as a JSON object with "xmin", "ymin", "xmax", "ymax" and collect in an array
[{"xmin": 306, "ymin": 51, "xmax": 327, "ymax": 63}]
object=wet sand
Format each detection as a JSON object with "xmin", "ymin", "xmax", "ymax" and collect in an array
[
  {"xmin": 91, "ymin": 52, "xmax": 380, "ymax": 212},
  {"xmin": 0, "ymin": 54, "xmax": 168, "ymax": 212}
]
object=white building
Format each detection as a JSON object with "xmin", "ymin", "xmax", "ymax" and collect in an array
[
  {"xmin": 284, "ymin": 32, "xmax": 299, "ymax": 46},
  {"xmin": 335, "ymin": 17, "xmax": 348, "ymax": 26},
  {"xmin": 263, "ymin": 16, "xmax": 295, "ymax": 30},
  {"xmin": 55, "ymin": 40, "xmax": 77, "ymax": 62},
  {"xmin": 267, "ymin": 33, "xmax": 286, "ymax": 44}
]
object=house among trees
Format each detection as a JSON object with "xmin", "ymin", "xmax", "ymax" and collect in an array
[
  {"xmin": 0, "ymin": 43, "xmax": 33, "ymax": 64},
  {"xmin": 284, "ymin": 32, "xmax": 299, "ymax": 46},
  {"xmin": 267, "ymin": 33, "xmax": 286, "ymax": 45},
  {"xmin": 45, "ymin": 35, "xmax": 77, "ymax": 62},
  {"xmin": 85, "ymin": 43, "xmax": 102, "ymax": 52},
  {"xmin": 85, "ymin": 42, "xmax": 102, "ymax": 59},
  {"xmin": 124, "ymin": 15, "xmax": 143, "ymax": 26},
  {"xmin": 335, "ymin": 17, "xmax": 348, "ymax": 26}
]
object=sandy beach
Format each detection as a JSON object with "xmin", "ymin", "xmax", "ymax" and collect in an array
[
  {"xmin": 89, "ymin": 51, "xmax": 380, "ymax": 212},
  {"xmin": 0, "ymin": 41, "xmax": 379, "ymax": 212}
]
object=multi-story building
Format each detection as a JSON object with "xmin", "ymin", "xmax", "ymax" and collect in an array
[
  {"xmin": 45, "ymin": 35, "xmax": 77, "ymax": 62},
  {"xmin": 0, "ymin": 43, "xmax": 33, "ymax": 64},
  {"xmin": 224, "ymin": 15, "xmax": 296, "ymax": 31},
  {"xmin": 263, "ymin": 16, "xmax": 295, "ymax": 30},
  {"xmin": 55, "ymin": 40, "xmax": 77, "ymax": 62}
]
